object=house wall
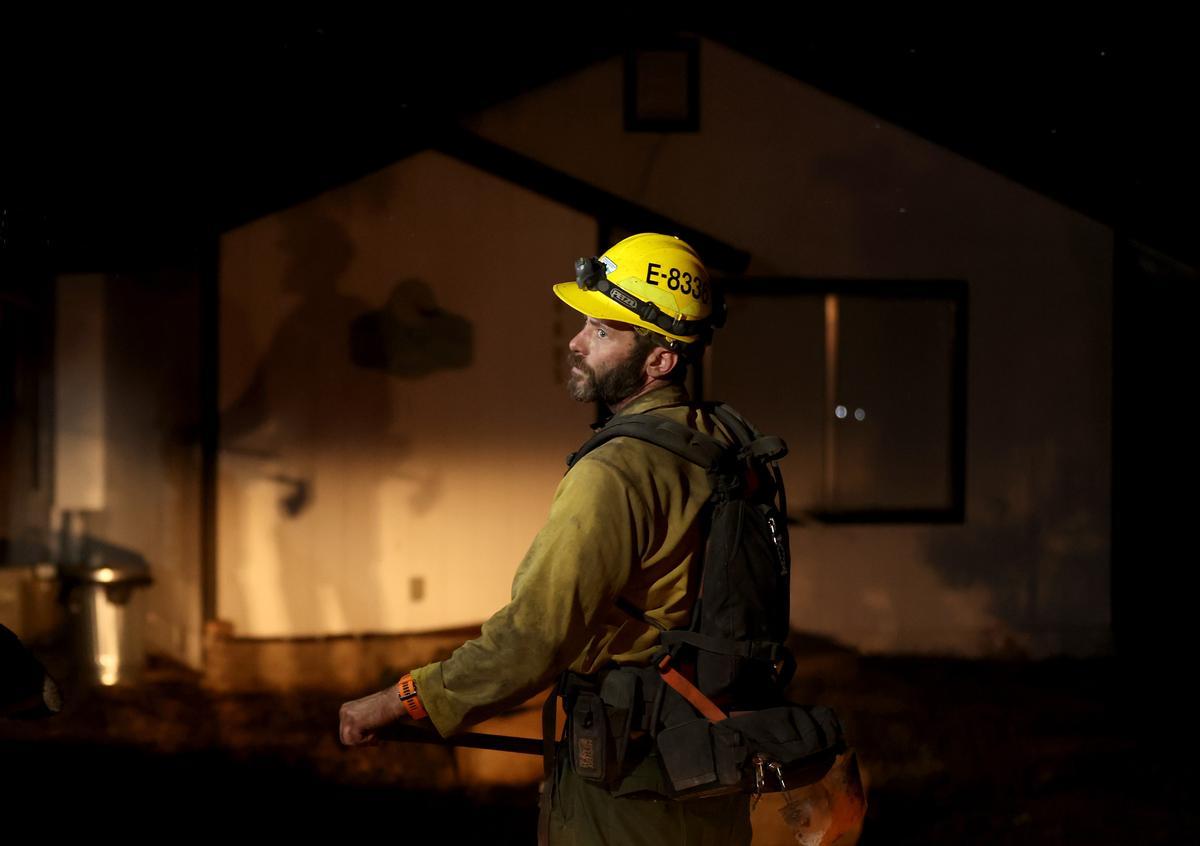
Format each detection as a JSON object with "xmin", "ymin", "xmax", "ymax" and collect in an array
[
  {"xmin": 217, "ymin": 151, "xmax": 596, "ymax": 637},
  {"xmin": 465, "ymin": 40, "xmax": 1113, "ymax": 656}
]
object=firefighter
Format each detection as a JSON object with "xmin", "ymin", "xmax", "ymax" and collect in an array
[{"xmin": 339, "ymin": 234, "xmax": 750, "ymax": 844}]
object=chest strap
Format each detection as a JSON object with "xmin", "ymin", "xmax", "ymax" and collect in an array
[{"xmin": 659, "ymin": 630, "xmax": 785, "ymax": 662}]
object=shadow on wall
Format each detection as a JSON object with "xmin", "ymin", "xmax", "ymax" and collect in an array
[
  {"xmin": 219, "ymin": 210, "xmax": 475, "ymax": 634},
  {"xmin": 350, "ymin": 278, "xmax": 473, "ymax": 377},
  {"xmin": 222, "ymin": 212, "xmax": 477, "ymax": 499},
  {"xmin": 922, "ymin": 441, "xmax": 1109, "ymax": 655}
]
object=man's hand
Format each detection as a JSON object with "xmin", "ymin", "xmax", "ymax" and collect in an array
[{"xmin": 339, "ymin": 684, "xmax": 408, "ymax": 746}]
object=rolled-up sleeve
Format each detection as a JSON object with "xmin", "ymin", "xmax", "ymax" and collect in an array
[{"xmin": 410, "ymin": 452, "xmax": 647, "ymax": 737}]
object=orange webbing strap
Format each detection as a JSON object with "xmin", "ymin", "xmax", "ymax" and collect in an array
[{"xmin": 657, "ymin": 655, "xmax": 728, "ymax": 723}]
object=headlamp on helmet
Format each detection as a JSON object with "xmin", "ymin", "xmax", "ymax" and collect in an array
[{"xmin": 554, "ymin": 233, "xmax": 721, "ymax": 347}]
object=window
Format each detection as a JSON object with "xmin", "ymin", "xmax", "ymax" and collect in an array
[
  {"xmin": 709, "ymin": 279, "xmax": 967, "ymax": 523},
  {"xmin": 624, "ymin": 39, "xmax": 700, "ymax": 133}
]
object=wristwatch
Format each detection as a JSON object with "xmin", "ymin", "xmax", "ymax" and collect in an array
[{"xmin": 397, "ymin": 673, "xmax": 428, "ymax": 720}]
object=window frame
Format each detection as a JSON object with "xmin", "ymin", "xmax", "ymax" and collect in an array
[
  {"xmin": 623, "ymin": 38, "xmax": 701, "ymax": 134},
  {"xmin": 711, "ymin": 277, "xmax": 969, "ymax": 525}
]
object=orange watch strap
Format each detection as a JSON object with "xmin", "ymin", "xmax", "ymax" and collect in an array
[{"xmin": 397, "ymin": 673, "xmax": 428, "ymax": 720}]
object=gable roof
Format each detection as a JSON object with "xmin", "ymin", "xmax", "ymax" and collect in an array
[{"xmin": 3, "ymin": 30, "xmax": 1191, "ymax": 269}]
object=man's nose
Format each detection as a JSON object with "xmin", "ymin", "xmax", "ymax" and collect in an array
[{"xmin": 569, "ymin": 326, "xmax": 587, "ymax": 355}]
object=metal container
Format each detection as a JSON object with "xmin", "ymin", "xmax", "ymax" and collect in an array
[{"xmin": 64, "ymin": 564, "xmax": 152, "ymax": 686}]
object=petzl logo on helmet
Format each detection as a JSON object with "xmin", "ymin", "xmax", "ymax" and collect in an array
[
  {"xmin": 609, "ymin": 287, "xmax": 638, "ymax": 310},
  {"xmin": 600, "ymin": 256, "xmax": 617, "ymax": 275}
]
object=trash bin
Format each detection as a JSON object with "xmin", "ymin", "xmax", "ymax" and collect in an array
[{"xmin": 63, "ymin": 564, "xmax": 152, "ymax": 686}]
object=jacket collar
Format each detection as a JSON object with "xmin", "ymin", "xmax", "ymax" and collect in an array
[{"xmin": 590, "ymin": 384, "xmax": 691, "ymax": 430}]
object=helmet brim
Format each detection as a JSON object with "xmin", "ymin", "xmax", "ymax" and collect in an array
[{"xmin": 552, "ymin": 281, "xmax": 699, "ymax": 344}]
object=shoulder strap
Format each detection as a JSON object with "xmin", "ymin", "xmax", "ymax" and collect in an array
[
  {"xmin": 710, "ymin": 404, "xmax": 788, "ymax": 463},
  {"xmin": 566, "ymin": 413, "xmax": 730, "ymax": 471},
  {"xmin": 709, "ymin": 403, "xmax": 757, "ymax": 447}
]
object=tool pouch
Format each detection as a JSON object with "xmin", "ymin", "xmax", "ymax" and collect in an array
[
  {"xmin": 656, "ymin": 704, "xmax": 844, "ymax": 799},
  {"xmin": 656, "ymin": 718, "xmax": 723, "ymax": 792},
  {"xmin": 569, "ymin": 690, "xmax": 609, "ymax": 783}
]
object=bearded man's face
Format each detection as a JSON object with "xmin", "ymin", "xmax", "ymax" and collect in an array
[{"xmin": 566, "ymin": 318, "xmax": 652, "ymax": 407}]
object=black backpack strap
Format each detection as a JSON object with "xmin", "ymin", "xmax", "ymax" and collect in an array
[
  {"xmin": 659, "ymin": 630, "xmax": 786, "ymax": 663},
  {"xmin": 538, "ymin": 675, "xmax": 563, "ymax": 846},
  {"xmin": 710, "ymin": 404, "xmax": 788, "ymax": 463},
  {"xmin": 567, "ymin": 413, "xmax": 729, "ymax": 472},
  {"xmin": 709, "ymin": 403, "xmax": 757, "ymax": 446}
]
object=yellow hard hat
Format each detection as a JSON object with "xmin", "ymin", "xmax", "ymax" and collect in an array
[{"xmin": 553, "ymin": 233, "xmax": 719, "ymax": 346}]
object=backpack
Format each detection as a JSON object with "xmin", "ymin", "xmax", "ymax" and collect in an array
[{"xmin": 550, "ymin": 403, "xmax": 845, "ymax": 799}]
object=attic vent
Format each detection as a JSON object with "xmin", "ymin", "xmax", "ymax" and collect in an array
[{"xmin": 624, "ymin": 39, "xmax": 699, "ymax": 132}]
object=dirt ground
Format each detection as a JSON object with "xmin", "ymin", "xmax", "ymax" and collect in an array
[{"xmin": 2, "ymin": 639, "xmax": 1195, "ymax": 844}]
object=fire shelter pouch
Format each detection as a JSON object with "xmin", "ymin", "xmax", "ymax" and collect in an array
[{"xmin": 657, "ymin": 705, "xmax": 844, "ymax": 798}]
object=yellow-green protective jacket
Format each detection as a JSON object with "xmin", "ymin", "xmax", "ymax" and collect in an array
[{"xmin": 411, "ymin": 384, "xmax": 732, "ymax": 737}]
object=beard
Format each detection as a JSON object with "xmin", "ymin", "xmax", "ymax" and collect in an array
[{"xmin": 567, "ymin": 348, "xmax": 648, "ymax": 406}]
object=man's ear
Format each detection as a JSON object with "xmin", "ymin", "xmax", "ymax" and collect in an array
[{"xmin": 644, "ymin": 345, "xmax": 679, "ymax": 380}]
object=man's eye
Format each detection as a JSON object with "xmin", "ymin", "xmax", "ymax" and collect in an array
[{"xmin": 596, "ymin": 328, "xmax": 607, "ymax": 339}]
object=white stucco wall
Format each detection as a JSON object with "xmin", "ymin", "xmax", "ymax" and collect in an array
[{"xmin": 218, "ymin": 151, "xmax": 596, "ymax": 637}]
